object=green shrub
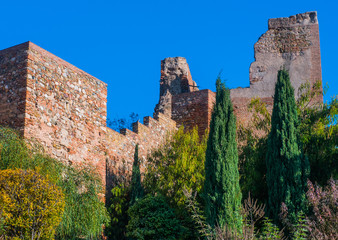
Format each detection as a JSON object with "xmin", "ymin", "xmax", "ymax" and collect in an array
[
  {"xmin": 144, "ymin": 126, "xmax": 207, "ymax": 238},
  {"xmin": 258, "ymin": 218, "xmax": 285, "ymax": 240},
  {"xmin": 126, "ymin": 195, "xmax": 183, "ymax": 240},
  {"xmin": 145, "ymin": 126, "xmax": 207, "ymax": 208},
  {"xmin": 0, "ymin": 127, "xmax": 109, "ymax": 239},
  {"xmin": 0, "ymin": 169, "xmax": 65, "ymax": 239},
  {"xmin": 106, "ymin": 183, "xmax": 130, "ymax": 240},
  {"xmin": 56, "ymin": 165, "xmax": 110, "ymax": 240}
]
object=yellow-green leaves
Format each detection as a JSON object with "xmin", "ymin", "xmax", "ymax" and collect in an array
[
  {"xmin": 0, "ymin": 169, "xmax": 65, "ymax": 239},
  {"xmin": 145, "ymin": 127, "xmax": 207, "ymax": 208}
]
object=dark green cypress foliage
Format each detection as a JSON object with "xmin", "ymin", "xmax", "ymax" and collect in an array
[
  {"xmin": 130, "ymin": 144, "xmax": 144, "ymax": 206},
  {"xmin": 266, "ymin": 69, "xmax": 310, "ymax": 224},
  {"xmin": 204, "ymin": 78, "xmax": 242, "ymax": 231}
]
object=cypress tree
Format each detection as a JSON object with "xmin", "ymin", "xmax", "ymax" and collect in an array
[
  {"xmin": 266, "ymin": 69, "xmax": 309, "ymax": 223},
  {"xmin": 130, "ymin": 144, "xmax": 144, "ymax": 206},
  {"xmin": 204, "ymin": 78, "xmax": 242, "ymax": 231}
]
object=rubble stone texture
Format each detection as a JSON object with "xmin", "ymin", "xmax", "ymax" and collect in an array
[
  {"xmin": 158, "ymin": 12, "xmax": 322, "ymax": 129},
  {"xmin": 154, "ymin": 57, "xmax": 199, "ymax": 117},
  {"xmin": 0, "ymin": 12, "xmax": 322, "ymax": 199},
  {"xmin": 231, "ymin": 11, "xmax": 322, "ymax": 124}
]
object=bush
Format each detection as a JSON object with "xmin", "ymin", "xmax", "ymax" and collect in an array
[
  {"xmin": 126, "ymin": 195, "xmax": 183, "ymax": 240},
  {"xmin": 144, "ymin": 127, "xmax": 207, "ymax": 238},
  {"xmin": 306, "ymin": 179, "xmax": 337, "ymax": 239},
  {"xmin": 144, "ymin": 127, "xmax": 207, "ymax": 208},
  {"xmin": 106, "ymin": 182, "xmax": 130, "ymax": 240},
  {"xmin": 0, "ymin": 169, "xmax": 65, "ymax": 239},
  {"xmin": 0, "ymin": 127, "xmax": 109, "ymax": 239},
  {"xmin": 56, "ymin": 165, "xmax": 110, "ymax": 240}
]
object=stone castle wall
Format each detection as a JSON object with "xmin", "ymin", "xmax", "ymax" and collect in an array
[
  {"xmin": 0, "ymin": 42, "xmax": 177, "ymax": 193},
  {"xmin": 0, "ymin": 11, "xmax": 322, "ymax": 198}
]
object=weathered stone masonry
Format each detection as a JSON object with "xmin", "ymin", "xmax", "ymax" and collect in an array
[
  {"xmin": 0, "ymin": 42, "xmax": 177, "ymax": 195},
  {"xmin": 156, "ymin": 12, "xmax": 322, "ymax": 132},
  {"xmin": 231, "ymin": 11, "xmax": 322, "ymax": 124},
  {"xmin": 0, "ymin": 12, "xmax": 322, "ymax": 198}
]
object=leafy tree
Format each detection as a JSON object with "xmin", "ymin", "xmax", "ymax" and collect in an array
[
  {"xmin": 106, "ymin": 183, "xmax": 130, "ymax": 240},
  {"xmin": 238, "ymin": 98, "xmax": 270, "ymax": 203},
  {"xmin": 126, "ymin": 194, "xmax": 183, "ymax": 240},
  {"xmin": 56, "ymin": 165, "xmax": 110, "ymax": 240},
  {"xmin": 0, "ymin": 169, "xmax": 65, "ymax": 239},
  {"xmin": 266, "ymin": 69, "xmax": 309, "ymax": 224},
  {"xmin": 204, "ymin": 78, "xmax": 242, "ymax": 231},
  {"xmin": 144, "ymin": 126, "xmax": 207, "ymax": 239},
  {"xmin": 144, "ymin": 126, "xmax": 207, "ymax": 208},
  {"xmin": 297, "ymin": 82, "xmax": 338, "ymax": 185},
  {"xmin": 130, "ymin": 144, "xmax": 144, "ymax": 206}
]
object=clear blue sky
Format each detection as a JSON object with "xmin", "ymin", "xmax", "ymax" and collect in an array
[{"xmin": 1, "ymin": 0, "xmax": 337, "ymax": 121}]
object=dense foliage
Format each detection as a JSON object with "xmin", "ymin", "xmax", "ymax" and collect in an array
[
  {"xmin": 297, "ymin": 82, "xmax": 338, "ymax": 185},
  {"xmin": 238, "ymin": 98, "xmax": 269, "ymax": 203},
  {"xmin": 239, "ymin": 81, "xmax": 338, "ymax": 204},
  {"xmin": 56, "ymin": 165, "xmax": 109, "ymax": 240},
  {"xmin": 130, "ymin": 144, "xmax": 144, "ymax": 206},
  {"xmin": 1, "ymin": 68, "xmax": 336, "ymax": 239},
  {"xmin": 0, "ymin": 169, "xmax": 65, "ymax": 239},
  {"xmin": 144, "ymin": 126, "xmax": 207, "ymax": 207},
  {"xmin": 126, "ymin": 195, "xmax": 183, "ymax": 240},
  {"xmin": 266, "ymin": 69, "xmax": 309, "ymax": 223},
  {"xmin": 106, "ymin": 182, "xmax": 130, "ymax": 240},
  {"xmin": 204, "ymin": 78, "xmax": 242, "ymax": 231},
  {"xmin": 143, "ymin": 126, "xmax": 207, "ymax": 238},
  {"xmin": 0, "ymin": 127, "xmax": 109, "ymax": 239}
]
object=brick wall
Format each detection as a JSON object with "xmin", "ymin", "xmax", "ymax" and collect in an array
[{"xmin": 172, "ymin": 89, "xmax": 215, "ymax": 136}]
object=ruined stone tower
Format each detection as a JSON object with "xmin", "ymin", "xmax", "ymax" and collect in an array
[
  {"xmin": 231, "ymin": 11, "xmax": 322, "ymax": 122},
  {"xmin": 154, "ymin": 57, "xmax": 199, "ymax": 117},
  {"xmin": 156, "ymin": 11, "xmax": 322, "ymax": 132},
  {"xmin": 0, "ymin": 12, "xmax": 322, "ymax": 197}
]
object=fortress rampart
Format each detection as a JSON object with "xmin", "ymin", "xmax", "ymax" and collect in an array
[{"xmin": 0, "ymin": 12, "xmax": 322, "ymax": 198}]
